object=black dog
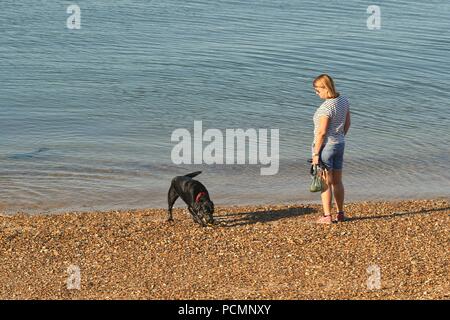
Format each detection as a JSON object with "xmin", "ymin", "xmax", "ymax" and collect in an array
[{"xmin": 167, "ymin": 171, "xmax": 214, "ymax": 226}]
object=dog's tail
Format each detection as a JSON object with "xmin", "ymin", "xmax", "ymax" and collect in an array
[{"xmin": 184, "ymin": 171, "xmax": 202, "ymax": 178}]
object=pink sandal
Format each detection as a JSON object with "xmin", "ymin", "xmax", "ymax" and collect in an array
[{"xmin": 316, "ymin": 215, "xmax": 332, "ymax": 224}]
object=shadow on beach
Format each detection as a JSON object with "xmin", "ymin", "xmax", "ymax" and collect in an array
[
  {"xmin": 216, "ymin": 206, "xmax": 317, "ymax": 227},
  {"xmin": 214, "ymin": 203, "xmax": 449, "ymax": 227},
  {"xmin": 347, "ymin": 206, "xmax": 450, "ymax": 222}
]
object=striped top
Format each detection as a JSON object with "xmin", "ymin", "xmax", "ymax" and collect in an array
[{"xmin": 313, "ymin": 95, "xmax": 350, "ymax": 145}]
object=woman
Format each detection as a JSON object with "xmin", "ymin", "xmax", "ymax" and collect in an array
[{"xmin": 312, "ymin": 74, "xmax": 351, "ymax": 224}]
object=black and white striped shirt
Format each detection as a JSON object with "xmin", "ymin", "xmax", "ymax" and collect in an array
[{"xmin": 313, "ymin": 95, "xmax": 350, "ymax": 145}]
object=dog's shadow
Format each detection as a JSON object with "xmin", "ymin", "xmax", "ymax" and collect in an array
[{"xmin": 215, "ymin": 206, "xmax": 317, "ymax": 227}]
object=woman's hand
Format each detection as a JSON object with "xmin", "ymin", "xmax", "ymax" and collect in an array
[{"xmin": 312, "ymin": 155, "xmax": 320, "ymax": 165}]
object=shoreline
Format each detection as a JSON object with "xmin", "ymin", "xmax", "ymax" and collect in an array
[
  {"xmin": 2, "ymin": 194, "xmax": 449, "ymax": 216},
  {"xmin": 1, "ymin": 198, "xmax": 448, "ymax": 299}
]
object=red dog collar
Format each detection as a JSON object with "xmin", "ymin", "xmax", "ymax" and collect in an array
[{"xmin": 195, "ymin": 192, "xmax": 207, "ymax": 203}]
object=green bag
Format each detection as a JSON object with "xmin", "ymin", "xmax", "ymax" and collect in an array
[{"xmin": 309, "ymin": 164, "xmax": 323, "ymax": 192}]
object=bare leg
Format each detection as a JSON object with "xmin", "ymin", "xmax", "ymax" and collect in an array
[
  {"xmin": 320, "ymin": 169, "xmax": 333, "ymax": 216},
  {"xmin": 331, "ymin": 170, "xmax": 345, "ymax": 213}
]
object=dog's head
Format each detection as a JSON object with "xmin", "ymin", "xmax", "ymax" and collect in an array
[{"xmin": 194, "ymin": 192, "xmax": 214, "ymax": 226}]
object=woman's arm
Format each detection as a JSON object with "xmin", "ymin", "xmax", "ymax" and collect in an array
[
  {"xmin": 344, "ymin": 110, "xmax": 351, "ymax": 135},
  {"xmin": 313, "ymin": 116, "xmax": 330, "ymax": 164}
]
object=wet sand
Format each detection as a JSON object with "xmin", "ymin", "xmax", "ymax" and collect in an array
[{"xmin": 0, "ymin": 198, "xmax": 448, "ymax": 299}]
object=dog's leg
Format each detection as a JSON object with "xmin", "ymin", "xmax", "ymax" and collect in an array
[
  {"xmin": 188, "ymin": 207, "xmax": 206, "ymax": 226},
  {"xmin": 188, "ymin": 207, "xmax": 203, "ymax": 225},
  {"xmin": 167, "ymin": 185, "xmax": 179, "ymax": 222}
]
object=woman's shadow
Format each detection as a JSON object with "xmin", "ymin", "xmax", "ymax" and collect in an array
[
  {"xmin": 213, "ymin": 203, "xmax": 449, "ymax": 227},
  {"xmin": 347, "ymin": 206, "xmax": 450, "ymax": 222},
  {"xmin": 215, "ymin": 206, "xmax": 317, "ymax": 227}
]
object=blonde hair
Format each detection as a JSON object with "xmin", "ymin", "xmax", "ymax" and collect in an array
[{"xmin": 313, "ymin": 74, "xmax": 339, "ymax": 99}]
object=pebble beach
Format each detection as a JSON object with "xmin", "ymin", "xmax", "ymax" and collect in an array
[{"xmin": 0, "ymin": 198, "xmax": 448, "ymax": 300}]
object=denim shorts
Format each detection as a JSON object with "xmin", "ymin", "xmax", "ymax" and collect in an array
[{"xmin": 314, "ymin": 142, "xmax": 345, "ymax": 170}]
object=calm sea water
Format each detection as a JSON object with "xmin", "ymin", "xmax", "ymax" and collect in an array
[{"xmin": 1, "ymin": 0, "xmax": 449, "ymax": 213}]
